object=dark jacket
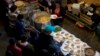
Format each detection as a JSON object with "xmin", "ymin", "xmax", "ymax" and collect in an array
[
  {"xmin": 37, "ymin": 32, "xmax": 53, "ymax": 49},
  {"xmin": 15, "ymin": 19, "xmax": 25, "ymax": 38},
  {"xmin": 51, "ymin": 5, "xmax": 66, "ymax": 17},
  {"xmin": 38, "ymin": 0, "xmax": 50, "ymax": 11}
]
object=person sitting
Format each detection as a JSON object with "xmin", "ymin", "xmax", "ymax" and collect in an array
[{"xmin": 6, "ymin": 38, "xmax": 22, "ymax": 56}]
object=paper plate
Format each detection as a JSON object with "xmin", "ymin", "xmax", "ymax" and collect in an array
[
  {"xmin": 50, "ymin": 14, "xmax": 58, "ymax": 19},
  {"xmin": 62, "ymin": 45, "xmax": 72, "ymax": 52}
]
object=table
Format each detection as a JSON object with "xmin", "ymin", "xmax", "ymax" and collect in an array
[{"xmin": 50, "ymin": 26, "xmax": 100, "ymax": 56}]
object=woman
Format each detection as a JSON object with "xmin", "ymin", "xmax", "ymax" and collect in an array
[{"xmin": 51, "ymin": 2, "xmax": 66, "ymax": 26}]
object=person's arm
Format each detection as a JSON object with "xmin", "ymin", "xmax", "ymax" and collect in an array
[
  {"xmin": 37, "ymin": 2, "xmax": 46, "ymax": 10},
  {"xmin": 59, "ymin": 7, "xmax": 66, "ymax": 18},
  {"xmin": 45, "ymin": 7, "xmax": 50, "ymax": 13}
]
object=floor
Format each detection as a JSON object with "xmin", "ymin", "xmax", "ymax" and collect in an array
[
  {"xmin": 63, "ymin": 18, "xmax": 100, "ymax": 52},
  {"xmin": 0, "ymin": 18, "xmax": 100, "ymax": 56},
  {"xmin": 0, "ymin": 21, "xmax": 9, "ymax": 56}
]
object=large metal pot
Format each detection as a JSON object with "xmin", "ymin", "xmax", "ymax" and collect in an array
[{"xmin": 32, "ymin": 11, "xmax": 51, "ymax": 30}]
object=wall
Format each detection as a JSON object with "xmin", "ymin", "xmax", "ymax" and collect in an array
[
  {"xmin": 78, "ymin": 0, "xmax": 100, "ymax": 6},
  {"xmin": 85, "ymin": 0, "xmax": 100, "ymax": 5}
]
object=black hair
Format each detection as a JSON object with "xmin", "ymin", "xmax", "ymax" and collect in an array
[
  {"xmin": 10, "ymin": 5, "xmax": 17, "ymax": 13},
  {"xmin": 9, "ymin": 38, "xmax": 16, "ymax": 45},
  {"xmin": 90, "ymin": 4, "xmax": 97, "ymax": 13},
  {"xmin": 17, "ymin": 14, "xmax": 24, "ymax": 20},
  {"xmin": 53, "ymin": 2, "xmax": 61, "ymax": 8},
  {"xmin": 21, "ymin": 35, "xmax": 27, "ymax": 42}
]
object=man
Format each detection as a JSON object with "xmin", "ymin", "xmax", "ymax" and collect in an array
[
  {"xmin": 91, "ymin": 10, "xmax": 100, "ymax": 30},
  {"xmin": 15, "ymin": 14, "xmax": 25, "ymax": 39},
  {"xmin": 0, "ymin": 0, "xmax": 9, "ymax": 32},
  {"xmin": 6, "ymin": 38, "xmax": 22, "ymax": 56},
  {"xmin": 36, "ymin": 25, "xmax": 62, "ymax": 56},
  {"xmin": 17, "ymin": 36, "xmax": 35, "ymax": 56}
]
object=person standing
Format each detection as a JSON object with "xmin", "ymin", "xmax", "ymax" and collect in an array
[
  {"xmin": 15, "ymin": 14, "xmax": 25, "ymax": 39},
  {"xmin": 51, "ymin": 2, "xmax": 66, "ymax": 26},
  {"xmin": 6, "ymin": 38, "xmax": 22, "ymax": 56},
  {"xmin": 0, "ymin": 0, "xmax": 9, "ymax": 32},
  {"xmin": 91, "ymin": 10, "xmax": 100, "ymax": 30}
]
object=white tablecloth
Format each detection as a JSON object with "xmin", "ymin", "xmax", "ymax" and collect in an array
[{"xmin": 50, "ymin": 26, "xmax": 100, "ymax": 56}]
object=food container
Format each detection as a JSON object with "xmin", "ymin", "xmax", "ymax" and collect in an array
[
  {"xmin": 33, "ymin": 11, "xmax": 51, "ymax": 30},
  {"xmin": 15, "ymin": 1, "xmax": 26, "ymax": 9},
  {"xmin": 50, "ymin": 14, "xmax": 58, "ymax": 19},
  {"xmin": 85, "ymin": 48, "xmax": 95, "ymax": 56}
]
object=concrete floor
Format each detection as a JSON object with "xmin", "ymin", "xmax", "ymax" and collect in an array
[
  {"xmin": 0, "ymin": 21, "xmax": 9, "ymax": 56},
  {"xmin": 0, "ymin": 18, "xmax": 100, "ymax": 56},
  {"xmin": 63, "ymin": 18, "xmax": 100, "ymax": 52}
]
